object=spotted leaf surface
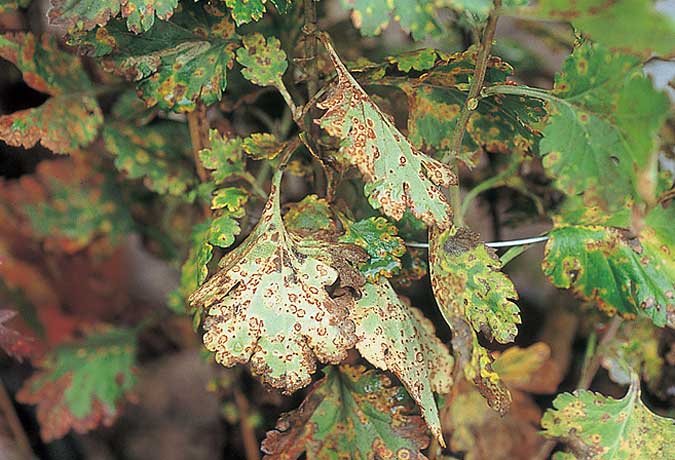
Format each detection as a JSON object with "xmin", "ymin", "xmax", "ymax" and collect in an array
[
  {"xmin": 340, "ymin": 0, "xmax": 441, "ymax": 40},
  {"xmin": 16, "ymin": 327, "xmax": 138, "ymax": 441},
  {"xmin": 0, "ymin": 33, "xmax": 102, "ymax": 154},
  {"xmin": 261, "ymin": 365, "xmax": 430, "ymax": 460},
  {"xmin": 429, "ymin": 226, "xmax": 517, "ymax": 414},
  {"xmin": 339, "ymin": 216, "xmax": 405, "ymax": 281},
  {"xmin": 543, "ymin": 204, "xmax": 675, "ymax": 328},
  {"xmin": 525, "ymin": 0, "xmax": 675, "ymax": 56},
  {"xmin": 224, "ymin": 0, "xmax": 266, "ymax": 25},
  {"xmin": 541, "ymin": 374, "xmax": 675, "ymax": 460},
  {"xmin": 316, "ymin": 35, "xmax": 456, "ymax": 228},
  {"xmin": 199, "ymin": 129, "xmax": 246, "ymax": 184},
  {"xmin": 369, "ymin": 49, "xmax": 544, "ymax": 159},
  {"xmin": 188, "ymin": 171, "xmax": 356, "ymax": 393},
  {"xmin": 283, "ymin": 195, "xmax": 336, "ymax": 234},
  {"xmin": 537, "ymin": 43, "xmax": 669, "ymax": 210},
  {"xmin": 74, "ymin": 2, "xmax": 237, "ymax": 112},
  {"xmin": 49, "ymin": 0, "xmax": 179, "ymax": 33},
  {"xmin": 103, "ymin": 121, "xmax": 195, "ymax": 196},
  {"xmin": 243, "ymin": 133, "xmax": 284, "ymax": 160},
  {"xmin": 352, "ymin": 279, "xmax": 453, "ymax": 444},
  {"xmin": 236, "ymin": 33, "xmax": 287, "ymax": 88}
]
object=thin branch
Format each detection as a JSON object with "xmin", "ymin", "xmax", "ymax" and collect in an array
[
  {"xmin": 187, "ymin": 101, "xmax": 211, "ymax": 184},
  {"xmin": 303, "ymin": 0, "xmax": 319, "ymax": 100},
  {"xmin": 233, "ymin": 388, "xmax": 261, "ymax": 460},
  {"xmin": 0, "ymin": 379, "xmax": 34, "ymax": 460}
]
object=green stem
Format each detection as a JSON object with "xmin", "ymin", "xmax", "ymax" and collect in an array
[
  {"xmin": 482, "ymin": 83, "xmax": 555, "ymax": 102},
  {"xmin": 460, "ymin": 156, "xmax": 520, "ymax": 219}
]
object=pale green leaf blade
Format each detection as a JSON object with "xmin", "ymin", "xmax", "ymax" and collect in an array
[{"xmin": 236, "ymin": 33, "xmax": 288, "ymax": 88}]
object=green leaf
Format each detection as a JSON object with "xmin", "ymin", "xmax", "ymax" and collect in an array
[
  {"xmin": 225, "ymin": 0, "xmax": 266, "ymax": 25},
  {"xmin": 339, "ymin": 216, "xmax": 406, "ymax": 281},
  {"xmin": 16, "ymin": 327, "xmax": 137, "ymax": 441},
  {"xmin": 49, "ymin": 0, "xmax": 179, "ymax": 33},
  {"xmin": 188, "ymin": 171, "xmax": 356, "ymax": 393},
  {"xmin": 0, "ymin": 33, "xmax": 102, "ymax": 154},
  {"xmin": 317, "ymin": 35, "xmax": 456, "ymax": 229},
  {"xmin": 537, "ymin": 43, "xmax": 670, "ymax": 210},
  {"xmin": 524, "ymin": 0, "xmax": 675, "ymax": 56},
  {"xmin": 261, "ymin": 365, "xmax": 430, "ymax": 459},
  {"xmin": 387, "ymin": 48, "xmax": 446, "ymax": 72},
  {"xmin": 103, "ymin": 121, "xmax": 195, "ymax": 196},
  {"xmin": 352, "ymin": 279, "xmax": 454, "ymax": 445},
  {"xmin": 0, "ymin": 0, "xmax": 31, "ymax": 13},
  {"xmin": 429, "ymin": 226, "xmax": 519, "ymax": 414},
  {"xmin": 199, "ymin": 129, "xmax": 246, "ymax": 183},
  {"xmin": 74, "ymin": 2, "xmax": 237, "ymax": 112},
  {"xmin": 541, "ymin": 373, "xmax": 675, "ymax": 460},
  {"xmin": 211, "ymin": 187, "xmax": 248, "ymax": 212},
  {"xmin": 283, "ymin": 195, "xmax": 336, "ymax": 234},
  {"xmin": 236, "ymin": 33, "xmax": 288, "ymax": 88},
  {"xmin": 340, "ymin": 0, "xmax": 442, "ymax": 40},
  {"xmin": 542, "ymin": 204, "xmax": 675, "ymax": 328}
]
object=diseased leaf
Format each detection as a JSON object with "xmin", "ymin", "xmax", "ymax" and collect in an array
[
  {"xmin": 16, "ymin": 327, "xmax": 138, "ymax": 441},
  {"xmin": 225, "ymin": 0, "xmax": 266, "ymax": 25},
  {"xmin": 211, "ymin": 187, "xmax": 248, "ymax": 212},
  {"xmin": 188, "ymin": 171, "xmax": 356, "ymax": 393},
  {"xmin": 73, "ymin": 2, "xmax": 237, "ymax": 112},
  {"xmin": 352, "ymin": 279, "xmax": 454, "ymax": 444},
  {"xmin": 340, "ymin": 0, "xmax": 442, "ymax": 40},
  {"xmin": 543, "ymin": 203, "xmax": 675, "ymax": 328},
  {"xmin": 283, "ymin": 195, "xmax": 336, "ymax": 234},
  {"xmin": 261, "ymin": 365, "xmax": 430, "ymax": 460},
  {"xmin": 541, "ymin": 373, "xmax": 675, "ymax": 460},
  {"xmin": 103, "ymin": 121, "xmax": 195, "ymax": 196},
  {"xmin": 236, "ymin": 33, "xmax": 288, "ymax": 88},
  {"xmin": 243, "ymin": 132, "xmax": 284, "ymax": 160},
  {"xmin": 0, "ymin": 309, "xmax": 35, "ymax": 361},
  {"xmin": 339, "ymin": 216, "xmax": 406, "ymax": 281},
  {"xmin": 523, "ymin": 0, "xmax": 675, "ymax": 56},
  {"xmin": 49, "ymin": 0, "xmax": 180, "ymax": 33},
  {"xmin": 537, "ymin": 43, "xmax": 669, "ymax": 209},
  {"xmin": 199, "ymin": 129, "xmax": 246, "ymax": 183},
  {"xmin": 316, "ymin": 34, "xmax": 456, "ymax": 229},
  {"xmin": 429, "ymin": 226, "xmax": 519, "ymax": 413},
  {"xmin": 0, "ymin": 0, "xmax": 31, "ymax": 13},
  {"xmin": 0, "ymin": 33, "xmax": 102, "ymax": 154}
]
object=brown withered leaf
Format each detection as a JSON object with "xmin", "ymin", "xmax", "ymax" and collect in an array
[
  {"xmin": 0, "ymin": 309, "xmax": 35, "ymax": 361},
  {"xmin": 189, "ymin": 171, "xmax": 357, "ymax": 393}
]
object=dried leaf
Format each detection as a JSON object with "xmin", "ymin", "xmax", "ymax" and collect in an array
[
  {"xmin": 261, "ymin": 365, "xmax": 430, "ymax": 460},
  {"xmin": 316, "ymin": 34, "xmax": 456, "ymax": 228},
  {"xmin": 0, "ymin": 310, "xmax": 35, "ymax": 361},
  {"xmin": 189, "ymin": 171, "xmax": 356, "ymax": 393},
  {"xmin": 352, "ymin": 279, "xmax": 454, "ymax": 445},
  {"xmin": 17, "ymin": 327, "xmax": 138, "ymax": 441}
]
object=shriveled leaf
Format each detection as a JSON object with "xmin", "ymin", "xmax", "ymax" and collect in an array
[
  {"xmin": 352, "ymin": 279, "xmax": 453, "ymax": 444},
  {"xmin": 429, "ymin": 226, "xmax": 517, "ymax": 413},
  {"xmin": 74, "ymin": 2, "xmax": 237, "ymax": 112},
  {"xmin": 537, "ymin": 43, "xmax": 669, "ymax": 209},
  {"xmin": 103, "ymin": 121, "xmax": 195, "ymax": 195},
  {"xmin": 541, "ymin": 373, "xmax": 675, "ymax": 460},
  {"xmin": 0, "ymin": 310, "xmax": 35, "ymax": 361},
  {"xmin": 543, "ymin": 203, "xmax": 675, "ymax": 328},
  {"xmin": 339, "ymin": 216, "xmax": 406, "ymax": 281},
  {"xmin": 199, "ymin": 129, "xmax": 246, "ymax": 183},
  {"xmin": 261, "ymin": 365, "xmax": 430, "ymax": 460},
  {"xmin": 225, "ymin": 0, "xmax": 266, "ymax": 25},
  {"xmin": 236, "ymin": 33, "xmax": 288, "ymax": 88},
  {"xmin": 17, "ymin": 327, "xmax": 138, "ymax": 441},
  {"xmin": 49, "ymin": 0, "xmax": 179, "ymax": 33},
  {"xmin": 340, "ymin": 0, "xmax": 442, "ymax": 40},
  {"xmin": 522, "ymin": 0, "xmax": 675, "ymax": 56},
  {"xmin": 243, "ymin": 132, "xmax": 284, "ymax": 160},
  {"xmin": 189, "ymin": 171, "xmax": 356, "ymax": 393},
  {"xmin": 316, "ymin": 34, "xmax": 456, "ymax": 228},
  {"xmin": 0, "ymin": 33, "xmax": 102, "ymax": 154},
  {"xmin": 283, "ymin": 195, "xmax": 336, "ymax": 234}
]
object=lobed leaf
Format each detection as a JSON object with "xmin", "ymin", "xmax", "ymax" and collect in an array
[
  {"xmin": 49, "ymin": 0, "xmax": 180, "ymax": 33},
  {"xmin": 352, "ymin": 279, "xmax": 454, "ymax": 445},
  {"xmin": 17, "ymin": 327, "xmax": 138, "ymax": 441},
  {"xmin": 340, "ymin": 0, "xmax": 441, "ymax": 40},
  {"xmin": 243, "ymin": 132, "xmax": 284, "ymax": 160},
  {"xmin": 541, "ymin": 374, "xmax": 675, "ymax": 460},
  {"xmin": 316, "ymin": 35, "xmax": 456, "ymax": 229},
  {"xmin": 236, "ymin": 33, "xmax": 288, "ymax": 88},
  {"xmin": 189, "ymin": 171, "xmax": 357, "ymax": 393},
  {"xmin": 199, "ymin": 129, "xmax": 246, "ymax": 184},
  {"xmin": 283, "ymin": 195, "xmax": 336, "ymax": 234},
  {"xmin": 261, "ymin": 365, "xmax": 430, "ymax": 460}
]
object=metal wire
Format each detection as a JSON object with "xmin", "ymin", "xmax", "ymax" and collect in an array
[{"xmin": 405, "ymin": 235, "xmax": 549, "ymax": 249}]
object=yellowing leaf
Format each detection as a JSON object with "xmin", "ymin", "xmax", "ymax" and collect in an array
[
  {"xmin": 189, "ymin": 171, "xmax": 356, "ymax": 393},
  {"xmin": 316, "ymin": 34, "xmax": 456, "ymax": 229},
  {"xmin": 261, "ymin": 365, "xmax": 430, "ymax": 460},
  {"xmin": 541, "ymin": 373, "xmax": 675, "ymax": 460},
  {"xmin": 236, "ymin": 33, "xmax": 288, "ymax": 88},
  {"xmin": 352, "ymin": 279, "xmax": 454, "ymax": 445}
]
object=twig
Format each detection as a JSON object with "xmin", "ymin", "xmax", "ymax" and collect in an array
[
  {"xmin": 233, "ymin": 388, "xmax": 261, "ymax": 460},
  {"xmin": 187, "ymin": 101, "xmax": 211, "ymax": 184},
  {"xmin": 303, "ymin": 0, "xmax": 319, "ymax": 100},
  {"xmin": 0, "ymin": 379, "xmax": 34, "ymax": 460}
]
